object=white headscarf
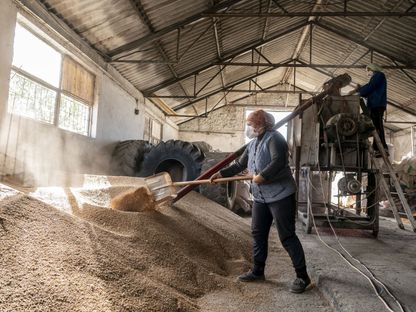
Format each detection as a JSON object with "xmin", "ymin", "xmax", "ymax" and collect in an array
[{"xmin": 366, "ymin": 63, "xmax": 383, "ymax": 72}]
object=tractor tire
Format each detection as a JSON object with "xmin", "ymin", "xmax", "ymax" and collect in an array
[
  {"xmin": 111, "ymin": 140, "xmax": 153, "ymax": 176},
  {"xmin": 136, "ymin": 140, "xmax": 205, "ymax": 182}
]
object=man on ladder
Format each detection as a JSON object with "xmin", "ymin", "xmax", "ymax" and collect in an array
[
  {"xmin": 348, "ymin": 63, "xmax": 389, "ymax": 158},
  {"xmin": 348, "ymin": 64, "xmax": 416, "ymax": 231}
]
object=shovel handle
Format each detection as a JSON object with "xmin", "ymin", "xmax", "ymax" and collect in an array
[{"xmin": 172, "ymin": 175, "xmax": 253, "ymax": 187}]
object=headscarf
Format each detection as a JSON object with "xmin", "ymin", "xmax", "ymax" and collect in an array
[
  {"xmin": 247, "ymin": 110, "xmax": 275, "ymax": 130},
  {"xmin": 366, "ymin": 63, "xmax": 383, "ymax": 72},
  {"xmin": 265, "ymin": 112, "xmax": 275, "ymax": 130}
]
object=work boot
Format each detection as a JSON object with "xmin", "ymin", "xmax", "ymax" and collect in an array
[
  {"xmin": 237, "ymin": 270, "xmax": 265, "ymax": 282},
  {"xmin": 290, "ymin": 277, "xmax": 311, "ymax": 293}
]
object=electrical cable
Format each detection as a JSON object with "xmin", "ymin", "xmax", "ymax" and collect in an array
[
  {"xmin": 308, "ymin": 178, "xmax": 379, "ymax": 226},
  {"xmin": 310, "ymin": 161, "xmax": 405, "ymax": 312},
  {"xmin": 303, "ymin": 115, "xmax": 404, "ymax": 311},
  {"xmin": 309, "ymin": 172, "xmax": 394, "ymax": 311}
]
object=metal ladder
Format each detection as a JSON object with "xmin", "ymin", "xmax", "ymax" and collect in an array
[{"xmin": 370, "ymin": 130, "xmax": 416, "ymax": 232}]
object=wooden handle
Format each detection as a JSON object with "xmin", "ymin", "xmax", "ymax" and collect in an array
[{"xmin": 172, "ymin": 175, "xmax": 253, "ymax": 187}]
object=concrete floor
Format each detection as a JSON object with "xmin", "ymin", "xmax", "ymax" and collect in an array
[
  {"xmin": 198, "ymin": 227, "xmax": 332, "ymax": 312},
  {"xmin": 201, "ymin": 215, "xmax": 416, "ymax": 312},
  {"xmin": 300, "ymin": 217, "xmax": 416, "ymax": 312}
]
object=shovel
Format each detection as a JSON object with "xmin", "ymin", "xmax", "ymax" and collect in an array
[{"xmin": 144, "ymin": 172, "xmax": 253, "ymax": 203}]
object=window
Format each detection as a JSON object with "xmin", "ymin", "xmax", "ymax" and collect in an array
[
  {"xmin": 58, "ymin": 95, "xmax": 91, "ymax": 136},
  {"xmin": 8, "ymin": 71, "xmax": 57, "ymax": 124},
  {"xmin": 8, "ymin": 23, "xmax": 95, "ymax": 136},
  {"xmin": 143, "ymin": 116, "xmax": 151, "ymax": 141},
  {"xmin": 143, "ymin": 116, "xmax": 163, "ymax": 144},
  {"xmin": 151, "ymin": 120, "xmax": 163, "ymax": 144}
]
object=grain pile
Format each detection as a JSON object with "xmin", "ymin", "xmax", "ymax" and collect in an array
[{"xmin": 0, "ymin": 176, "xmax": 252, "ymax": 312}]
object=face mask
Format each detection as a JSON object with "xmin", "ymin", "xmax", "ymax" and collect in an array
[
  {"xmin": 366, "ymin": 70, "xmax": 373, "ymax": 78},
  {"xmin": 245, "ymin": 125, "xmax": 256, "ymax": 139},
  {"xmin": 246, "ymin": 125, "xmax": 263, "ymax": 139}
]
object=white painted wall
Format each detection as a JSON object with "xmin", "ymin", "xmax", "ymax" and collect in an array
[
  {"xmin": 95, "ymin": 74, "xmax": 145, "ymax": 143},
  {"xmin": 179, "ymin": 130, "xmax": 244, "ymax": 152},
  {"xmin": 0, "ymin": 0, "xmax": 178, "ymax": 185},
  {"xmin": 178, "ymin": 106, "xmax": 246, "ymax": 152}
]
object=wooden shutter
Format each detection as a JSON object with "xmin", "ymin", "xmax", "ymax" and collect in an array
[{"xmin": 61, "ymin": 56, "xmax": 95, "ymax": 104}]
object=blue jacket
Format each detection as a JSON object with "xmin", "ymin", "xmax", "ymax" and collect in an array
[{"xmin": 358, "ymin": 71, "xmax": 387, "ymax": 108}]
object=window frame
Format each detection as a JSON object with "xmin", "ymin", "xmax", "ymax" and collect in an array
[{"xmin": 8, "ymin": 22, "xmax": 94, "ymax": 137}]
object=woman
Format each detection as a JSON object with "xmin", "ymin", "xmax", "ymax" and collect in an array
[{"xmin": 210, "ymin": 109, "xmax": 311, "ymax": 293}]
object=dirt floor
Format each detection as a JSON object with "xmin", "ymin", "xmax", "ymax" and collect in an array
[{"xmin": 0, "ymin": 176, "xmax": 331, "ymax": 312}]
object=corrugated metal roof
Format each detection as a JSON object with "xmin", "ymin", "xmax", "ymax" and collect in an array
[
  {"xmin": 41, "ymin": 0, "xmax": 149, "ymax": 53},
  {"xmin": 32, "ymin": 0, "xmax": 416, "ymax": 129},
  {"xmin": 140, "ymin": 0, "xmax": 209, "ymax": 30}
]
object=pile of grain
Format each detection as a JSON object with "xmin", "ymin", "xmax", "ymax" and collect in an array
[{"xmin": 0, "ymin": 178, "xmax": 252, "ymax": 312}]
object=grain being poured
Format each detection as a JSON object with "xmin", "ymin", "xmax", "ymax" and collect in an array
[{"xmin": 110, "ymin": 186, "xmax": 156, "ymax": 212}]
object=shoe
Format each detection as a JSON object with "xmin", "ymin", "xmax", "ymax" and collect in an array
[
  {"xmin": 290, "ymin": 277, "xmax": 311, "ymax": 293},
  {"xmin": 237, "ymin": 270, "xmax": 265, "ymax": 282}
]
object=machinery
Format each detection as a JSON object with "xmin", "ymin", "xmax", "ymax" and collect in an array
[
  {"xmin": 175, "ymin": 72, "xmax": 415, "ymax": 233},
  {"xmin": 287, "ymin": 79, "xmax": 380, "ymax": 236}
]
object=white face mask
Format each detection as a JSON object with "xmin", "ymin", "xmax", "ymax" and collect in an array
[{"xmin": 245, "ymin": 125, "xmax": 262, "ymax": 139}]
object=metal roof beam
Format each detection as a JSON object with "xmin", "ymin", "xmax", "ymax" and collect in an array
[
  {"xmin": 148, "ymin": 87, "xmax": 315, "ymax": 98},
  {"xmin": 213, "ymin": 62, "xmax": 416, "ymax": 69},
  {"xmin": 128, "ymin": 0, "xmax": 195, "ymax": 111},
  {"xmin": 178, "ymin": 83, "xmax": 308, "ymax": 125},
  {"xmin": 212, "ymin": 17, "xmax": 229, "ymax": 105},
  {"xmin": 271, "ymin": 0, "xmax": 288, "ymax": 14},
  {"xmin": 312, "ymin": 21, "xmax": 416, "ymax": 67},
  {"xmin": 108, "ymin": 0, "xmax": 246, "ymax": 58},
  {"xmin": 202, "ymin": 11, "xmax": 416, "ymax": 17},
  {"xmin": 226, "ymin": 89, "xmax": 315, "ymax": 94},
  {"xmin": 282, "ymin": 0, "xmax": 322, "ymax": 84},
  {"xmin": 142, "ymin": 20, "xmax": 309, "ymax": 95},
  {"xmin": 172, "ymin": 59, "xmax": 293, "ymax": 111}
]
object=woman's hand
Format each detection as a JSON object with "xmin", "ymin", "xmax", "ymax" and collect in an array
[
  {"xmin": 252, "ymin": 174, "xmax": 265, "ymax": 184},
  {"xmin": 209, "ymin": 172, "xmax": 222, "ymax": 183}
]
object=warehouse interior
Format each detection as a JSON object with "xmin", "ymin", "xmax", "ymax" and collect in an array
[{"xmin": 1, "ymin": 0, "xmax": 416, "ymax": 311}]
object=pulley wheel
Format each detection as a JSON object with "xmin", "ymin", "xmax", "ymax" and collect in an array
[
  {"xmin": 347, "ymin": 179, "xmax": 361, "ymax": 194},
  {"xmin": 337, "ymin": 116, "xmax": 357, "ymax": 137},
  {"xmin": 337, "ymin": 177, "xmax": 348, "ymax": 193}
]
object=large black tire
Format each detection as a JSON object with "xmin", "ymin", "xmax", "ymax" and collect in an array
[
  {"xmin": 111, "ymin": 140, "xmax": 153, "ymax": 176},
  {"xmin": 136, "ymin": 140, "xmax": 205, "ymax": 182}
]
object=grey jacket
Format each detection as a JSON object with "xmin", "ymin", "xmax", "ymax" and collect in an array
[{"xmin": 220, "ymin": 130, "xmax": 296, "ymax": 203}]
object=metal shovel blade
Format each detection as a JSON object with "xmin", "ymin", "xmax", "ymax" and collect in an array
[{"xmin": 144, "ymin": 172, "xmax": 178, "ymax": 203}]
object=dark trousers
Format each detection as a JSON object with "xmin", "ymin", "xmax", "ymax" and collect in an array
[
  {"xmin": 369, "ymin": 107, "xmax": 388, "ymax": 151},
  {"xmin": 251, "ymin": 193, "xmax": 306, "ymax": 275}
]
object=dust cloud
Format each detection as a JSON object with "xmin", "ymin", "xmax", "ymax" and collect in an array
[{"xmin": 0, "ymin": 111, "xmax": 114, "ymax": 187}]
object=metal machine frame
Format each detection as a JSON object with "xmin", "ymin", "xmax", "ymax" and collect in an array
[{"xmin": 288, "ymin": 95, "xmax": 380, "ymax": 237}]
